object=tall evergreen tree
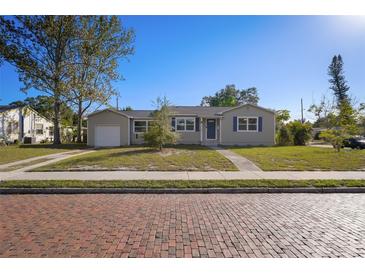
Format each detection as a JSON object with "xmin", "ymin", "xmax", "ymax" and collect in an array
[
  {"xmin": 321, "ymin": 55, "xmax": 359, "ymax": 151},
  {"xmin": 328, "ymin": 55, "xmax": 350, "ymax": 107}
]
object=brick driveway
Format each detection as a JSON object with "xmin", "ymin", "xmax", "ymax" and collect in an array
[{"xmin": 1, "ymin": 194, "xmax": 365, "ymax": 258}]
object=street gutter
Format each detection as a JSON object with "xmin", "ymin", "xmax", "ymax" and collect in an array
[{"xmin": 1, "ymin": 187, "xmax": 365, "ymax": 194}]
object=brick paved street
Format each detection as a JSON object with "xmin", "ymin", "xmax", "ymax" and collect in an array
[{"xmin": 1, "ymin": 194, "xmax": 365, "ymax": 258}]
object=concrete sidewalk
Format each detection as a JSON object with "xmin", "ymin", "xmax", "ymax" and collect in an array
[{"xmin": 1, "ymin": 170, "xmax": 365, "ymax": 181}]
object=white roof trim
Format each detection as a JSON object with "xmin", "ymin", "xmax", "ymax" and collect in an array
[
  {"xmin": 24, "ymin": 105, "xmax": 53, "ymax": 123},
  {"xmin": 1, "ymin": 105, "xmax": 53, "ymax": 123},
  {"xmin": 87, "ymin": 108, "xmax": 131, "ymax": 118},
  {"xmin": 217, "ymin": 104, "xmax": 275, "ymax": 115},
  {"xmin": 171, "ymin": 114, "xmax": 198, "ymax": 117},
  {"xmin": 132, "ymin": 117, "xmax": 155, "ymax": 120}
]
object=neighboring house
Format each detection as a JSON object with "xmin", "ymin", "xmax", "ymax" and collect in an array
[
  {"xmin": 312, "ymin": 127, "xmax": 327, "ymax": 140},
  {"xmin": 0, "ymin": 105, "xmax": 54, "ymax": 143},
  {"xmin": 87, "ymin": 104, "xmax": 275, "ymax": 147}
]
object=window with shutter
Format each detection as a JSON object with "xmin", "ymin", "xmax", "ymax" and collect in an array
[{"xmin": 237, "ymin": 117, "xmax": 258, "ymax": 132}]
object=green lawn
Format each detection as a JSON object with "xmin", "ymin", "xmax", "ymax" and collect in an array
[
  {"xmin": 0, "ymin": 144, "xmax": 87, "ymax": 165},
  {"xmin": 1, "ymin": 179, "xmax": 364, "ymax": 188},
  {"xmin": 33, "ymin": 145, "xmax": 237, "ymax": 171},
  {"xmin": 229, "ymin": 146, "xmax": 365, "ymax": 171}
]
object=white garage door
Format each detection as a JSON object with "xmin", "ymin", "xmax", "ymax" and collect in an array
[{"xmin": 95, "ymin": 125, "xmax": 120, "ymax": 147}]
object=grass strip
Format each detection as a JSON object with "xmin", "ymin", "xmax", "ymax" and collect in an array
[{"xmin": 1, "ymin": 180, "xmax": 365, "ymax": 188}]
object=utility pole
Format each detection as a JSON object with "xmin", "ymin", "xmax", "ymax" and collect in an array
[
  {"xmin": 301, "ymin": 98, "xmax": 304, "ymax": 124},
  {"xmin": 116, "ymin": 92, "xmax": 121, "ymax": 110}
]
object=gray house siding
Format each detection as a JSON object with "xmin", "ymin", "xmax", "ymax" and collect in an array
[
  {"xmin": 176, "ymin": 131, "xmax": 201, "ymax": 144},
  {"xmin": 87, "ymin": 110, "xmax": 129, "ymax": 146},
  {"xmin": 220, "ymin": 105, "xmax": 275, "ymax": 146}
]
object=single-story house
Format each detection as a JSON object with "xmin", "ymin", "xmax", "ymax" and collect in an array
[
  {"xmin": 0, "ymin": 105, "xmax": 54, "ymax": 144},
  {"xmin": 87, "ymin": 104, "xmax": 276, "ymax": 147}
]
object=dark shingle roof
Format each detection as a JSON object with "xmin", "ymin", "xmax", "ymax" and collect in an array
[
  {"xmin": 118, "ymin": 106, "xmax": 233, "ymax": 118},
  {"xmin": 0, "ymin": 105, "xmax": 21, "ymax": 113},
  {"xmin": 168, "ymin": 106, "xmax": 232, "ymax": 116},
  {"xmin": 88, "ymin": 104, "xmax": 275, "ymax": 118},
  {"xmin": 121, "ymin": 110, "xmax": 154, "ymax": 118}
]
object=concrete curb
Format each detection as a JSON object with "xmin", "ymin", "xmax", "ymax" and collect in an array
[{"xmin": 1, "ymin": 187, "xmax": 365, "ymax": 195}]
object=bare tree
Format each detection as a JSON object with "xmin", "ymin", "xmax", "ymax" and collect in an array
[{"xmin": 68, "ymin": 16, "xmax": 135, "ymax": 142}]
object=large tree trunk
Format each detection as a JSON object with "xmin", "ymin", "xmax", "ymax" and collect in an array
[
  {"xmin": 77, "ymin": 100, "xmax": 82, "ymax": 143},
  {"xmin": 53, "ymin": 96, "xmax": 61, "ymax": 145}
]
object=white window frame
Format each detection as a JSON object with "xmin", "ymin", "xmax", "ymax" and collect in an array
[
  {"xmin": 237, "ymin": 116, "xmax": 258, "ymax": 132},
  {"xmin": 133, "ymin": 120, "xmax": 154, "ymax": 134},
  {"xmin": 35, "ymin": 123, "xmax": 44, "ymax": 135},
  {"xmin": 175, "ymin": 117, "xmax": 196, "ymax": 132}
]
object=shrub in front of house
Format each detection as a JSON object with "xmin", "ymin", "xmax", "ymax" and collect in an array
[
  {"xmin": 277, "ymin": 126, "xmax": 293, "ymax": 146},
  {"xmin": 288, "ymin": 121, "xmax": 312, "ymax": 146}
]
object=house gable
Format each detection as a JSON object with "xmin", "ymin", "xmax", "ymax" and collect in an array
[
  {"xmin": 219, "ymin": 104, "xmax": 275, "ymax": 146},
  {"xmin": 217, "ymin": 103, "xmax": 275, "ymax": 116},
  {"xmin": 87, "ymin": 108, "xmax": 131, "ymax": 119}
]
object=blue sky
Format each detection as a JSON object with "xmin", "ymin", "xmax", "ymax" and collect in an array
[{"xmin": 0, "ymin": 16, "xmax": 364, "ymax": 120}]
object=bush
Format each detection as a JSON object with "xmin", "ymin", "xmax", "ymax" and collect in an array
[
  {"xmin": 287, "ymin": 121, "xmax": 312, "ymax": 146},
  {"xmin": 320, "ymin": 129, "xmax": 348, "ymax": 152},
  {"xmin": 40, "ymin": 138, "xmax": 51, "ymax": 144},
  {"xmin": 277, "ymin": 126, "xmax": 292, "ymax": 146},
  {"xmin": 61, "ymin": 128, "xmax": 74, "ymax": 143}
]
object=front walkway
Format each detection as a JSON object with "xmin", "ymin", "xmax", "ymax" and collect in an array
[
  {"xmin": 1, "ymin": 193, "xmax": 364, "ymax": 257},
  {"xmin": 211, "ymin": 146, "xmax": 262, "ymax": 171}
]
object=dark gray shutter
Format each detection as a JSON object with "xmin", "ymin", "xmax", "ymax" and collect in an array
[
  {"xmin": 171, "ymin": 117, "xmax": 175, "ymax": 131},
  {"xmin": 258, "ymin": 117, "xmax": 263, "ymax": 132},
  {"xmin": 195, "ymin": 117, "xmax": 200, "ymax": 132},
  {"xmin": 233, "ymin": 116, "xmax": 237, "ymax": 132}
]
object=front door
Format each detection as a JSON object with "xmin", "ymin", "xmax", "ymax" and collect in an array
[{"xmin": 206, "ymin": 119, "xmax": 216, "ymax": 140}]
